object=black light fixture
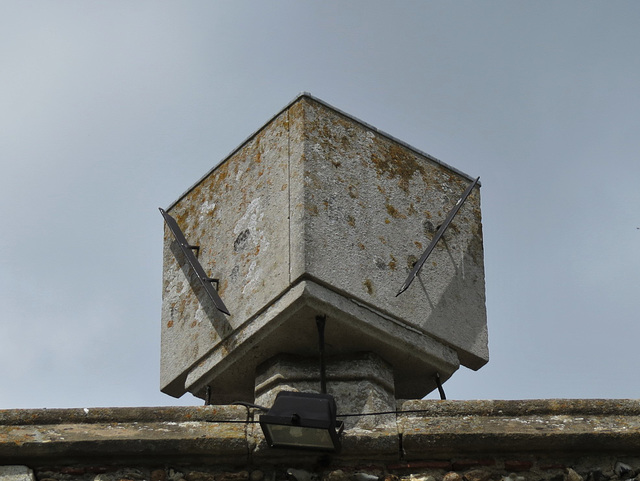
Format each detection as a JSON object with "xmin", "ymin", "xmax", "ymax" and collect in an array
[{"xmin": 259, "ymin": 391, "xmax": 344, "ymax": 453}]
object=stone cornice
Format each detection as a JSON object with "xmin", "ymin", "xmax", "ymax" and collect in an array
[{"xmin": 1, "ymin": 400, "xmax": 639, "ymax": 465}]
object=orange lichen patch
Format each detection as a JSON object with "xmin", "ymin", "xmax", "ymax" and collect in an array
[
  {"xmin": 306, "ymin": 103, "xmax": 358, "ymax": 158},
  {"xmin": 348, "ymin": 185, "xmax": 358, "ymax": 199},
  {"xmin": 167, "ymin": 320, "xmax": 174, "ymax": 328},
  {"xmin": 386, "ymin": 203, "xmax": 406, "ymax": 219},
  {"xmin": 281, "ymin": 183, "xmax": 288, "ymax": 191},
  {"xmin": 307, "ymin": 204, "xmax": 319, "ymax": 215},
  {"xmin": 388, "ymin": 255, "xmax": 397, "ymax": 270},
  {"xmin": 190, "ymin": 321, "xmax": 197, "ymax": 328},
  {"xmin": 347, "ymin": 215, "xmax": 356, "ymax": 227},
  {"xmin": 357, "ymin": 242, "xmax": 366, "ymax": 250},
  {"xmin": 178, "ymin": 298, "xmax": 187, "ymax": 316},
  {"xmin": 171, "ymin": 159, "xmax": 235, "ymax": 232},
  {"xmin": 363, "ymin": 279, "xmax": 374, "ymax": 295},
  {"xmin": 385, "ymin": 218, "xmax": 391, "ymax": 224},
  {"xmin": 171, "ymin": 206, "xmax": 188, "ymax": 228},
  {"xmin": 370, "ymin": 138, "xmax": 427, "ymax": 193},
  {"xmin": 378, "ymin": 236, "xmax": 387, "ymax": 244},
  {"xmin": 448, "ymin": 222, "xmax": 460, "ymax": 234}
]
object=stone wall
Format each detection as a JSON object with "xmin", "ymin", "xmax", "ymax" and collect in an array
[
  {"xmin": 2, "ymin": 400, "xmax": 640, "ymax": 481},
  {"xmin": 4, "ymin": 456, "xmax": 640, "ymax": 481}
]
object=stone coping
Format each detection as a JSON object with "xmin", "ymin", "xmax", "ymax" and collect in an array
[
  {"xmin": 1, "ymin": 400, "xmax": 639, "ymax": 465},
  {"xmin": 0, "ymin": 406, "xmax": 247, "ymax": 426}
]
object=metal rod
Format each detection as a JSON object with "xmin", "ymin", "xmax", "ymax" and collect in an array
[
  {"xmin": 159, "ymin": 208, "xmax": 230, "ymax": 315},
  {"xmin": 316, "ymin": 315, "xmax": 327, "ymax": 394},
  {"xmin": 396, "ymin": 177, "xmax": 480, "ymax": 297}
]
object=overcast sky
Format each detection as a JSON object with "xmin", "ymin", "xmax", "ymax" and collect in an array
[{"xmin": 1, "ymin": 2, "xmax": 639, "ymax": 409}]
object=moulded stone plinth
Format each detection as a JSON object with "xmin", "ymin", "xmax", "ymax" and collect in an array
[
  {"xmin": 160, "ymin": 93, "xmax": 487, "ymax": 403},
  {"xmin": 254, "ymin": 352, "xmax": 396, "ymax": 429}
]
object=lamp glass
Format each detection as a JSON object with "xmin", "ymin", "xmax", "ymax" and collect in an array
[{"xmin": 264, "ymin": 423, "xmax": 335, "ymax": 450}]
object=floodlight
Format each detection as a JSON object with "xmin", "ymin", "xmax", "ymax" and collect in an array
[{"xmin": 259, "ymin": 391, "xmax": 343, "ymax": 453}]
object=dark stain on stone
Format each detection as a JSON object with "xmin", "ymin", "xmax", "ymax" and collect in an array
[
  {"xmin": 230, "ymin": 265, "xmax": 240, "ymax": 281},
  {"xmin": 424, "ymin": 220, "xmax": 436, "ymax": 236},
  {"xmin": 234, "ymin": 229, "xmax": 251, "ymax": 252}
]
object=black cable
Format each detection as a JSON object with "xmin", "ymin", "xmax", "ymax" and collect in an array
[
  {"xmin": 316, "ymin": 315, "xmax": 327, "ymax": 394},
  {"xmin": 231, "ymin": 401, "xmax": 269, "ymax": 412},
  {"xmin": 337, "ymin": 408, "xmax": 441, "ymax": 418},
  {"xmin": 199, "ymin": 407, "xmax": 453, "ymax": 424},
  {"xmin": 435, "ymin": 372, "xmax": 447, "ymax": 400}
]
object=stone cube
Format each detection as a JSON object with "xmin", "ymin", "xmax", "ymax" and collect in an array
[{"xmin": 160, "ymin": 94, "xmax": 487, "ymax": 403}]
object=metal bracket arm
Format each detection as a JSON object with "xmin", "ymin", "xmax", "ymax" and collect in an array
[
  {"xmin": 159, "ymin": 208, "xmax": 230, "ymax": 315},
  {"xmin": 396, "ymin": 177, "xmax": 480, "ymax": 297}
]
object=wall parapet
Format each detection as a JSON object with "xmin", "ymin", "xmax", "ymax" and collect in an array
[
  {"xmin": 398, "ymin": 399, "xmax": 640, "ymax": 459},
  {"xmin": 1, "ymin": 399, "xmax": 640, "ymax": 466}
]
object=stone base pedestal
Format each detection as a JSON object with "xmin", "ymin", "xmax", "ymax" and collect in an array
[{"xmin": 254, "ymin": 352, "xmax": 395, "ymax": 429}]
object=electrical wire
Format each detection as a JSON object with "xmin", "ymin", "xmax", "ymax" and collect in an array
[{"xmin": 209, "ymin": 406, "xmax": 447, "ymax": 424}]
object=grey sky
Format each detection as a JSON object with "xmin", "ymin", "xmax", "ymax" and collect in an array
[{"xmin": 1, "ymin": 2, "xmax": 639, "ymax": 408}]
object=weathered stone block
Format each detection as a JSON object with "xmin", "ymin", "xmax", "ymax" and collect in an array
[
  {"xmin": 0, "ymin": 467, "xmax": 35, "ymax": 481},
  {"xmin": 160, "ymin": 93, "xmax": 487, "ymax": 403}
]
